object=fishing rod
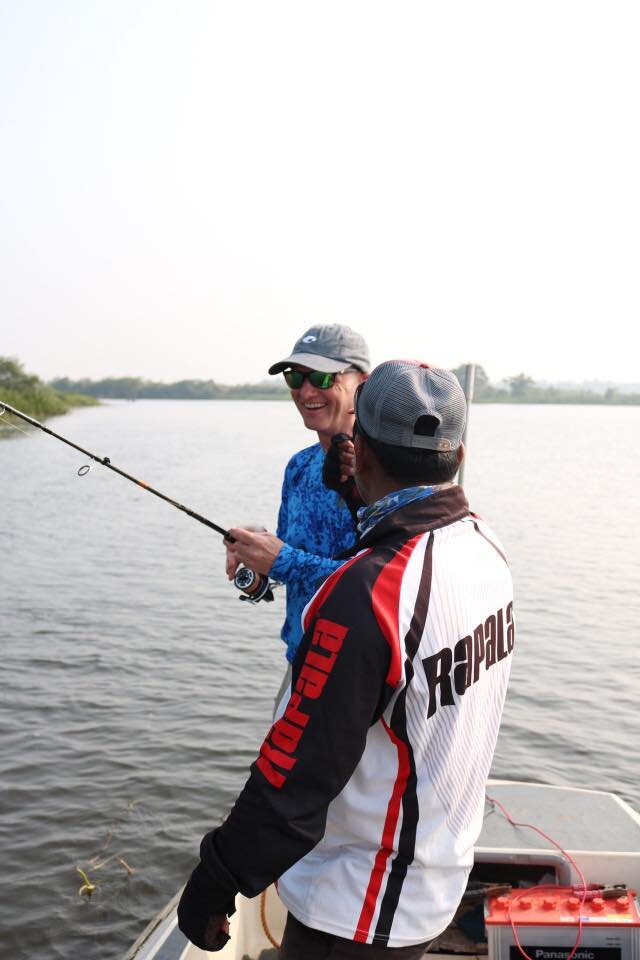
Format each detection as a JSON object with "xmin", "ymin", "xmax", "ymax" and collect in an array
[{"xmin": 0, "ymin": 400, "xmax": 276, "ymax": 603}]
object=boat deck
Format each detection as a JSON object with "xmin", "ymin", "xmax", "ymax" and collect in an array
[
  {"xmin": 125, "ymin": 781, "xmax": 640, "ymax": 960},
  {"xmin": 481, "ymin": 780, "xmax": 640, "ymax": 853}
]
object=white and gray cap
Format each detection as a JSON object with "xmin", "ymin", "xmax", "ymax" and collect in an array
[
  {"xmin": 268, "ymin": 324, "xmax": 371, "ymax": 375},
  {"xmin": 355, "ymin": 360, "xmax": 466, "ymax": 452}
]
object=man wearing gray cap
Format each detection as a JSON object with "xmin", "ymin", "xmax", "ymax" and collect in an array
[
  {"xmin": 179, "ymin": 359, "xmax": 514, "ymax": 957},
  {"xmin": 224, "ymin": 324, "xmax": 370, "ymax": 665}
]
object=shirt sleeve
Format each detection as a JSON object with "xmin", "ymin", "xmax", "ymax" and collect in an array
[
  {"xmin": 270, "ymin": 541, "xmax": 344, "ymax": 587},
  {"xmin": 198, "ymin": 561, "xmax": 395, "ymax": 902},
  {"xmin": 272, "ymin": 450, "xmax": 347, "ymax": 586},
  {"xmin": 275, "ymin": 460, "xmax": 290, "ymax": 542}
]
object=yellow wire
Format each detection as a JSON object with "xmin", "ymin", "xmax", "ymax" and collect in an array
[{"xmin": 260, "ymin": 888, "xmax": 281, "ymax": 950}]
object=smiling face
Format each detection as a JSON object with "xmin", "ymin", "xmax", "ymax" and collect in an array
[{"xmin": 289, "ymin": 366, "xmax": 366, "ymax": 449}]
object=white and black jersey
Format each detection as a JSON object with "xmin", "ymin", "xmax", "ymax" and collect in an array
[{"xmin": 199, "ymin": 486, "xmax": 514, "ymax": 948}]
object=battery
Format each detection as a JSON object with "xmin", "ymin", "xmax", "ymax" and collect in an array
[{"xmin": 485, "ymin": 888, "xmax": 640, "ymax": 960}]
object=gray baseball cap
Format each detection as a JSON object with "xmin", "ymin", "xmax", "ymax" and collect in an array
[
  {"xmin": 354, "ymin": 360, "xmax": 466, "ymax": 452},
  {"xmin": 268, "ymin": 324, "xmax": 371, "ymax": 375}
]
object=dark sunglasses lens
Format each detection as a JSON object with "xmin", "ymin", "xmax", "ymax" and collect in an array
[
  {"xmin": 284, "ymin": 369, "xmax": 336, "ymax": 389},
  {"xmin": 308, "ymin": 371, "xmax": 335, "ymax": 389},
  {"xmin": 284, "ymin": 370, "xmax": 304, "ymax": 389}
]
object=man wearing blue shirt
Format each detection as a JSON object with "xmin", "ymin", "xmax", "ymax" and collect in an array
[{"xmin": 225, "ymin": 324, "xmax": 370, "ymax": 662}]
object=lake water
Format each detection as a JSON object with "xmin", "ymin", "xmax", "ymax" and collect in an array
[{"xmin": 1, "ymin": 400, "xmax": 638, "ymax": 959}]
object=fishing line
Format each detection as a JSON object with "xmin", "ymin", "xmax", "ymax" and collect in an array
[
  {"xmin": 0, "ymin": 400, "xmax": 278, "ymax": 602},
  {"xmin": 2, "ymin": 407, "xmax": 103, "ymax": 478},
  {"xmin": 1, "ymin": 405, "xmax": 97, "ymax": 470},
  {"xmin": 0, "ymin": 406, "xmax": 33, "ymax": 439}
]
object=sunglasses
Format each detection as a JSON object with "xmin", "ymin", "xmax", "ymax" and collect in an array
[{"xmin": 283, "ymin": 369, "xmax": 350, "ymax": 390}]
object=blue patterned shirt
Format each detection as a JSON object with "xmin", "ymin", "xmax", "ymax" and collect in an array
[{"xmin": 270, "ymin": 443, "xmax": 356, "ymax": 662}]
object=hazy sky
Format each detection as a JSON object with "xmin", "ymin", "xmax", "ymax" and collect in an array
[{"xmin": 1, "ymin": 1, "xmax": 638, "ymax": 385}]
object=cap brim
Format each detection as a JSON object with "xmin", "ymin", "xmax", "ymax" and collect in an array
[{"xmin": 268, "ymin": 353, "xmax": 349, "ymax": 375}]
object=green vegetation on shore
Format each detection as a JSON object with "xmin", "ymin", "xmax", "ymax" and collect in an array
[
  {"xmin": 50, "ymin": 368, "xmax": 640, "ymax": 405},
  {"xmin": 0, "ymin": 357, "xmax": 98, "ymax": 422},
  {"xmin": 450, "ymin": 367, "xmax": 640, "ymax": 405},
  {"xmin": 50, "ymin": 375, "xmax": 290, "ymax": 401},
  {"xmin": 3, "ymin": 358, "xmax": 639, "ymax": 410}
]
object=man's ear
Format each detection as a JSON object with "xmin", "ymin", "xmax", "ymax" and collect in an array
[
  {"xmin": 456, "ymin": 443, "xmax": 465, "ymax": 467},
  {"xmin": 348, "ymin": 373, "xmax": 368, "ymax": 416}
]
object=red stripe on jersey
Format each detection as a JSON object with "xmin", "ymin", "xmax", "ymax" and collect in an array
[
  {"xmin": 302, "ymin": 550, "xmax": 372, "ymax": 633},
  {"xmin": 353, "ymin": 717, "xmax": 411, "ymax": 943},
  {"xmin": 371, "ymin": 533, "xmax": 425, "ymax": 686}
]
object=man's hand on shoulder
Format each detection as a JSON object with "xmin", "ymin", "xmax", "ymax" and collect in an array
[
  {"xmin": 177, "ymin": 862, "xmax": 233, "ymax": 952},
  {"xmin": 227, "ymin": 527, "xmax": 284, "ymax": 577},
  {"xmin": 323, "ymin": 433, "xmax": 356, "ymax": 487},
  {"xmin": 323, "ymin": 434, "xmax": 363, "ymax": 524}
]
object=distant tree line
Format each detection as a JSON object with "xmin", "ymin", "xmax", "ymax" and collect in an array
[
  {"xmin": 3, "ymin": 357, "xmax": 638, "ymax": 421},
  {"xmin": 49, "ymin": 376, "xmax": 290, "ymax": 401},
  {"xmin": 47, "ymin": 367, "xmax": 640, "ymax": 404},
  {"xmin": 451, "ymin": 365, "xmax": 640, "ymax": 405}
]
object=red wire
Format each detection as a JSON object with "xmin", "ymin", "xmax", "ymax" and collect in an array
[{"xmin": 485, "ymin": 792, "xmax": 588, "ymax": 960}]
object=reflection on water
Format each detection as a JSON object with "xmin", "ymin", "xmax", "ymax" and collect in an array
[{"xmin": 1, "ymin": 400, "xmax": 638, "ymax": 959}]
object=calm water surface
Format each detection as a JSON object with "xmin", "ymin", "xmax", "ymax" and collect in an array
[{"xmin": 1, "ymin": 400, "xmax": 638, "ymax": 959}]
